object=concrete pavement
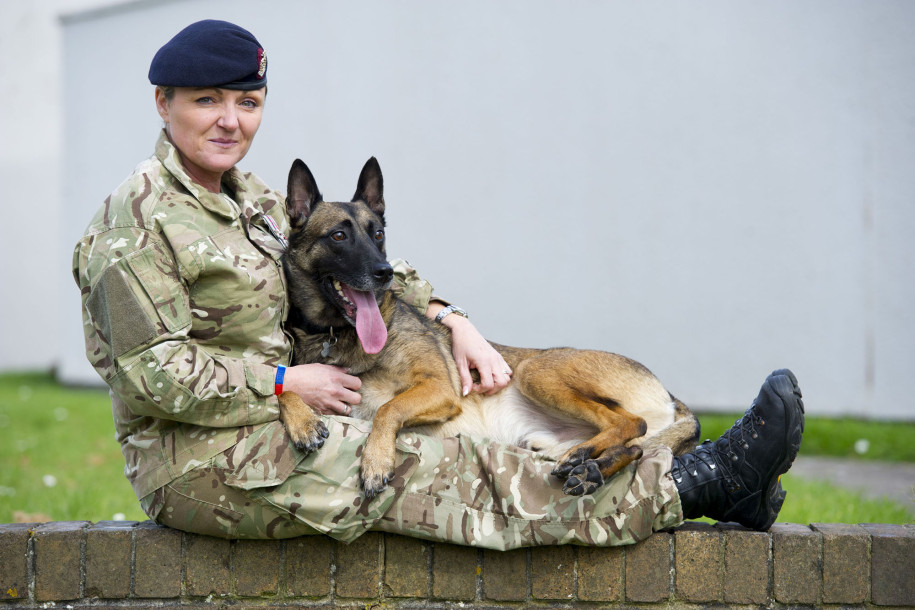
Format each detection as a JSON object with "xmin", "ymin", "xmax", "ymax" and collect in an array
[{"xmin": 789, "ymin": 456, "xmax": 915, "ymax": 518}]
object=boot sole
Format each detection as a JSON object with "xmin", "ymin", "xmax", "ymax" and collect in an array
[{"xmin": 753, "ymin": 370, "xmax": 804, "ymax": 530}]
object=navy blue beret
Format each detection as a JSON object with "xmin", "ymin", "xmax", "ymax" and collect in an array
[{"xmin": 148, "ymin": 20, "xmax": 267, "ymax": 90}]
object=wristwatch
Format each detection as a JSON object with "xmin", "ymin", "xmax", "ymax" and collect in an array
[{"xmin": 434, "ymin": 304, "xmax": 469, "ymax": 323}]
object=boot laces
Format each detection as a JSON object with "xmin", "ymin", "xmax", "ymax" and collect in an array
[
  {"xmin": 724, "ymin": 409, "xmax": 764, "ymax": 455},
  {"xmin": 673, "ymin": 442, "xmax": 718, "ymax": 485},
  {"xmin": 673, "ymin": 408, "xmax": 764, "ymax": 493},
  {"xmin": 716, "ymin": 407, "xmax": 765, "ymax": 492}
]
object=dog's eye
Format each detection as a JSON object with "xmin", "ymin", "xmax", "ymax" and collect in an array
[
  {"xmin": 374, "ymin": 230, "xmax": 384, "ymax": 242},
  {"xmin": 331, "ymin": 231, "xmax": 346, "ymax": 242}
]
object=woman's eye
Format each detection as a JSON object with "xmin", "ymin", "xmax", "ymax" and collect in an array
[
  {"xmin": 241, "ymin": 99, "xmax": 259, "ymax": 109},
  {"xmin": 196, "ymin": 96, "xmax": 215, "ymax": 104},
  {"xmin": 331, "ymin": 231, "xmax": 346, "ymax": 242}
]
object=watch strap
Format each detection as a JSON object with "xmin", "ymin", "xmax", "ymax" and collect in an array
[{"xmin": 434, "ymin": 304, "xmax": 468, "ymax": 323}]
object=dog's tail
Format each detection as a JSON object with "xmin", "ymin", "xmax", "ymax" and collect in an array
[{"xmin": 641, "ymin": 395, "xmax": 701, "ymax": 456}]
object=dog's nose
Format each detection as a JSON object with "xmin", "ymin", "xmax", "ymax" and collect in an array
[{"xmin": 373, "ymin": 263, "xmax": 394, "ymax": 283}]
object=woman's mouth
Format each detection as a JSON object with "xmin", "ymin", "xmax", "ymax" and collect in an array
[{"xmin": 209, "ymin": 138, "xmax": 237, "ymax": 148}]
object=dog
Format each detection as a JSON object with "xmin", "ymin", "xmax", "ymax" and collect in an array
[{"xmin": 277, "ymin": 157, "xmax": 700, "ymax": 499}]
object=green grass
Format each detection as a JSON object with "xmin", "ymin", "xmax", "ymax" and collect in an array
[
  {"xmin": 697, "ymin": 412, "xmax": 915, "ymax": 462},
  {"xmin": 0, "ymin": 371, "xmax": 147, "ymax": 524},
  {"xmin": 1, "ymin": 371, "xmax": 913, "ymax": 525},
  {"xmin": 690, "ymin": 411, "xmax": 915, "ymax": 525},
  {"xmin": 688, "ymin": 473, "xmax": 913, "ymax": 527},
  {"xmin": 776, "ymin": 473, "xmax": 912, "ymax": 524}
]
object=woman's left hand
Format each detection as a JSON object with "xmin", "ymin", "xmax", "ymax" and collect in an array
[{"xmin": 443, "ymin": 315, "xmax": 512, "ymax": 396}]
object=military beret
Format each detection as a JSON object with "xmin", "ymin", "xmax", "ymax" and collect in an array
[{"xmin": 148, "ymin": 19, "xmax": 267, "ymax": 90}]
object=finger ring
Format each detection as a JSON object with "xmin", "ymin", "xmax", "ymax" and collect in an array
[
  {"xmin": 344, "ymin": 404, "xmax": 351, "ymax": 415},
  {"xmin": 503, "ymin": 370, "xmax": 511, "ymax": 375}
]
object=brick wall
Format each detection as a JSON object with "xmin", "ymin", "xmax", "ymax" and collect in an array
[{"xmin": 1, "ymin": 520, "xmax": 913, "ymax": 608}]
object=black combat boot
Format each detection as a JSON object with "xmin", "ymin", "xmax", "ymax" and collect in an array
[{"xmin": 672, "ymin": 369, "xmax": 805, "ymax": 531}]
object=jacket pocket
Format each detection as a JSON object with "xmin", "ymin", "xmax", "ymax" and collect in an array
[{"xmin": 126, "ymin": 242, "xmax": 191, "ymax": 334}]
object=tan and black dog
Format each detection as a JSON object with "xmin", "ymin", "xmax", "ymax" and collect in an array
[{"xmin": 278, "ymin": 157, "xmax": 700, "ymax": 499}]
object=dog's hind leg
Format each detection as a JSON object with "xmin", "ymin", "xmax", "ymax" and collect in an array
[
  {"xmin": 558, "ymin": 444, "xmax": 643, "ymax": 496},
  {"xmin": 558, "ymin": 396, "xmax": 699, "ymax": 494},
  {"xmin": 511, "ymin": 348, "xmax": 663, "ymax": 494},
  {"xmin": 525, "ymin": 389, "xmax": 648, "ymax": 495},
  {"xmin": 549, "ymin": 417, "xmax": 649, "ymax": 493}
]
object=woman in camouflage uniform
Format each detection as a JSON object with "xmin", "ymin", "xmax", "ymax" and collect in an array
[{"xmin": 73, "ymin": 20, "xmax": 804, "ymax": 548}]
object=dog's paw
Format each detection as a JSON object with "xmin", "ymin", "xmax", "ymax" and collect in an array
[
  {"xmin": 360, "ymin": 434, "xmax": 397, "ymax": 500},
  {"xmin": 279, "ymin": 392, "xmax": 330, "ymax": 454},
  {"xmin": 291, "ymin": 419, "xmax": 329, "ymax": 453},
  {"xmin": 551, "ymin": 447, "xmax": 592, "ymax": 479},
  {"xmin": 561, "ymin": 460, "xmax": 604, "ymax": 496},
  {"xmin": 360, "ymin": 469, "xmax": 392, "ymax": 500}
]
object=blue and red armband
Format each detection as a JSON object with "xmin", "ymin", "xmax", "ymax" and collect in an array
[{"xmin": 275, "ymin": 365, "xmax": 286, "ymax": 396}]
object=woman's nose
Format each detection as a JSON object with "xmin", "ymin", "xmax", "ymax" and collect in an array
[{"xmin": 217, "ymin": 103, "xmax": 239, "ymax": 129}]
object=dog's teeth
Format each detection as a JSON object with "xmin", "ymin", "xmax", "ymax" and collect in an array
[
  {"xmin": 330, "ymin": 278, "xmax": 354, "ymax": 307},
  {"xmin": 333, "ymin": 280, "xmax": 349, "ymax": 300}
]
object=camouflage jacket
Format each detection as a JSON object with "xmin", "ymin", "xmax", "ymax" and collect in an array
[{"xmin": 73, "ymin": 131, "xmax": 434, "ymax": 506}]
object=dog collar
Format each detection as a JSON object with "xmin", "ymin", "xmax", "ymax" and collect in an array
[
  {"xmin": 288, "ymin": 309, "xmax": 348, "ymax": 359},
  {"xmin": 320, "ymin": 328, "xmax": 338, "ymax": 358}
]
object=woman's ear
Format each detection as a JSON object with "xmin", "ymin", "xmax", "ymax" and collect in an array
[{"xmin": 154, "ymin": 87, "xmax": 170, "ymax": 123}]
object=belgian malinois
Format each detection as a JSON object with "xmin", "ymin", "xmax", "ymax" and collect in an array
[{"xmin": 278, "ymin": 157, "xmax": 700, "ymax": 499}]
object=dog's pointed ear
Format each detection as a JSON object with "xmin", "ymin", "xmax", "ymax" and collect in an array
[
  {"xmin": 352, "ymin": 157, "xmax": 385, "ymax": 217},
  {"xmin": 286, "ymin": 159, "xmax": 322, "ymax": 228}
]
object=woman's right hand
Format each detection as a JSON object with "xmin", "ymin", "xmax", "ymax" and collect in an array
[{"xmin": 282, "ymin": 363, "xmax": 362, "ymax": 416}]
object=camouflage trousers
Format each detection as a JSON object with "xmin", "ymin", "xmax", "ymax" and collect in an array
[{"xmin": 150, "ymin": 415, "xmax": 683, "ymax": 550}]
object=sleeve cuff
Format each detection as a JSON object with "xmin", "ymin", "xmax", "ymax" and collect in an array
[{"xmin": 245, "ymin": 361, "xmax": 280, "ymax": 397}]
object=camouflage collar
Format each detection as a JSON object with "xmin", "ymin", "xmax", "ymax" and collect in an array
[{"xmin": 154, "ymin": 130, "xmax": 248, "ymax": 220}]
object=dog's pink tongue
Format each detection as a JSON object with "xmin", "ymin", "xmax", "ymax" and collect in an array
[{"xmin": 343, "ymin": 286, "xmax": 387, "ymax": 354}]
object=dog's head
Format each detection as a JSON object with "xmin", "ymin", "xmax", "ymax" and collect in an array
[{"xmin": 284, "ymin": 157, "xmax": 393, "ymax": 354}]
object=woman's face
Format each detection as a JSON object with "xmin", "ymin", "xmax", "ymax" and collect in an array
[{"xmin": 155, "ymin": 86, "xmax": 265, "ymax": 191}]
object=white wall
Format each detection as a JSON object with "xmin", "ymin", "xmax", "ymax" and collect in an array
[
  {"xmin": 27, "ymin": 1, "xmax": 915, "ymax": 419},
  {"xmin": 0, "ymin": 0, "xmax": 109, "ymax": 371}
]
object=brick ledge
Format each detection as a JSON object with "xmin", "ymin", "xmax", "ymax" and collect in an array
[{"xmin": 1, "ymin": 520, "xmax": 912, "ymax": 608}]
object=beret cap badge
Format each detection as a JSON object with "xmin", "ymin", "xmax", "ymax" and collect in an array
[{"xmin": 257, "ymin": 48, "xmax": 267, "ymax": 79}]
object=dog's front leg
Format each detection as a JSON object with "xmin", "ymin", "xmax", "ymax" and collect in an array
[
  {"xmin": 361, "ymin": 381, "xmax": 460, "ymax": 499},
  {"xmin": 278, "ymin": 392, "xmax": 330, "ymax": 453}
]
